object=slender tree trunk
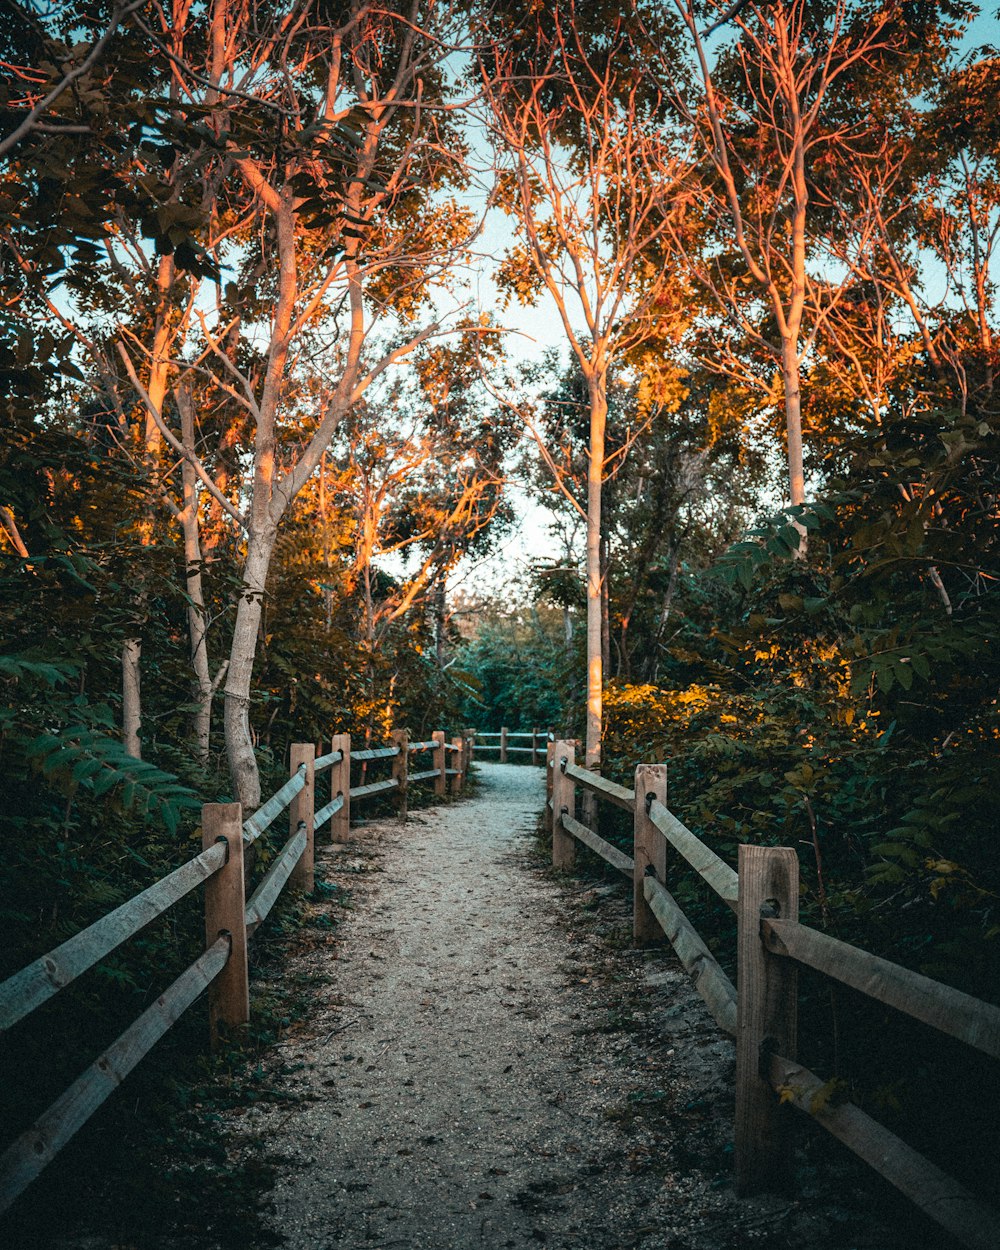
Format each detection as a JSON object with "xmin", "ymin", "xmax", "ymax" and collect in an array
[
  {"xmin": 177, "ymin": 389, "xmax": 214, "ymax": 766},
  {"xmin": 122, "ymin": 253, "xmax": 175, "ymax": 758},
  {"xmin": 780, "ymin": 333, "xmax": 806, "ymax": 508},
  {"xmin": 781, "ymin": 71, "xmax": 807, "ymax": 525},
  {"xmin": 320, "ymin": 452, "xmax": 333, "ymax": 631},
  {"xmin": 181, "ymin": 470, "xmax": 213, "ymax": 764},
  {"xmin": 224, "ymin": 524, "xmax": 278, "ymax": 808},
  {"xmin": 599, "ymin": 531, "xmax": 610, "ymax": 679},
  {"xmin": 779, "ymin": 328, "xmax": 808, "ymax": 557},
  {"xmin": 434, "ymin": 579, "xmax": 447, "ymax": 669},
  {"xmin": 585, "ymin": 371, "xmax": 607, "ymax": 775},
  {"xmin": 974, "ymin": 264, "xmax": 994, "ymax": 396},
  {"xmin": 122, "ymin": 641, "xmax": 142, "ymax": 756}
]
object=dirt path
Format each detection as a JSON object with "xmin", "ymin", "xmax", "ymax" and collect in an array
[{"xmin": 223, "ymin": 764, "xmax": 904, "ymax": 1250}]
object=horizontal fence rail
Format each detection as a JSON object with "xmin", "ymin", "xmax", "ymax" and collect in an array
[
  {"xmin": 314, "ymin": 793, "xmax": 344, "ymax": 830},
  {"xmin": 0, "ymin": 723, "xmax": 471, "ymax": 1217},
  {"xmin": 243, "ymin": 766, "xmax": 306, "ymax": 844},
  {"xmin": 0, "ymin": 935, "xmax": 232, "ymax": 1208},
  {"xmin": 469, "ymin": 726, "xmax": 552, "ymax": 764},
  {"xmin": 351, "ymin": 745, "xmax": 400, "ymax": 762},
  {"xmin": 768, "ymin": 1053, "xmax": 1000, "ymax": 1250},
  {"xmin": 408, "ymin": 768, "xmax": 440, "ymax": 784},
  {"xmin": 560, "ymin": 811, "xmax": 634, "ymax": 876},
  {"xmin": 0, "ymin": 840, "xmax": 227, "ymax": 1032},
  {"xmin": 351, "ymin": 776, "xmax": 400, "ymax": 800},
  {"xmin": 245, "ymin": 824, "xmax": 308, "ymax": 938},
  {"xmin": 762, "ymin": 918, "xmax": 1000, "ymax": 1060},
  {"xmin": 545, "ymin": 738, "xmax": 1000, "ymax": 1250},
  {"xmin": 563, "ymin": 760, "xmax": 635, "ymax": 812},
  {"xmin": 648, "ymin": 798, "xmax": 738, "ymax": 912}
]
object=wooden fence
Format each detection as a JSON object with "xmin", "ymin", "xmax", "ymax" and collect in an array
[
  {"xmin": 0, "ymin": 727, "xmax": 471, "ymax": 1215},
  {"xmin": 530, "ymin": 737, "xmax": 1000, "ymax": 1250},
  {"xmin": 470, "ymin": 726, "xmax": 551, "ymax": 765}
]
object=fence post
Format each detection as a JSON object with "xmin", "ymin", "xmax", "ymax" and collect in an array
[
  {"xmin": 451, "ymin": 736, "xmax": 464, "ymax": 795},
  {"xmin": 735, "ymin": 844, "xmax": 799, "ymax": 1195},
  {"xmin": 633, "ymin": 764, "xmax": 667, "ymax": 945},
  {"xmin": 288, "ymin": 743, "xmax": 315, "ymax": 893},
  {"xmin": 552, "ymin": 740, "xmax": 576, "ymax": 870},
  {"xmin": 202, "ymin": 802, "xmax": 249, "ymax": 1049},
  {"xmin": 329, "ymin": 732, "xmax": 350, "ymax": 842},
  {"xmin": 500, "ymin": 725, "xmax": 508, "ymax": 763},
  {"xmin": 531, "ymin": 727, "xmax": 539, "ymax": 766},
  {"xmin": 432, "ymin": 730, "xmax": 447, "ymax": 798},
  {"xmin": 391, "ymin": 728, "xmax": 409, "ymax": 820},
  {"xmin": 545, "ymin": 739, "xmax": 555, "ymax": 835},
  {"xmin": 467, "ymin": 729, "xmax": 475, "ymax": 766}
]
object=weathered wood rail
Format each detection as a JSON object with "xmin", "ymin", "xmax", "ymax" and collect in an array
[
  {"xmin": 0, "ymin": 726, "xmax": 471, "ymax": 1215},
  {"xmin": 520, "ymin": 735, "xmax": 1000, "ymax": 1250},
  {"xmin": 471, "ymin": 726, "xmax": 551, "ymax": 765}
]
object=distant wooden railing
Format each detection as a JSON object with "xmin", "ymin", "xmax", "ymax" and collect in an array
[
  {"xmin": 470, "ymin": 726, "xmax": 551, "ymax": 765},
  {"xmin": 0, "ymin": 726, "xmax": 470, "ymax": 1215},
  {"xmin": 542, "ymin": 739, "xmax": 1000, "ymax": 1250}
]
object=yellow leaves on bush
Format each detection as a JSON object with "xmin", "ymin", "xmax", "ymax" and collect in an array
[
  {"xmin": 924, "ymin": 857, "xmax": 996, "ymax": 903},
  {"xmin": 777, "ymin": 1077, "xmax": 850, "ymax": 1114},
  {"xmin": 809, "ymin": 1077, "xmax": 850, "ymax": 1115}
]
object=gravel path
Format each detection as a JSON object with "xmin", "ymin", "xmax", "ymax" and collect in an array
[{"xmin": 222, "ymin": 763, "xmax": 908, "ymax": 1250}]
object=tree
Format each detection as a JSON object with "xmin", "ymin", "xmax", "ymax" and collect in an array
[
  {"xmin": 5, "ymin": 0, "xmax": 479, "ymax": 805},
  {"xmin": 528, "ymin": 360, "xmax": 764, "ymax": 685},
  {"xmin": 917, "ymin": 47, "xmax": 1000, "ymax": 401},
  {"xmin": 477, "ymin": 0, "xmax": 692, "ymax": 774},
  {"xmin": 651, "ymin": 0, "xmax": 925, "ymax": 513},
  {"xmin": 330, "ymin": 331, "xmax": 515, "ymax": 655}
]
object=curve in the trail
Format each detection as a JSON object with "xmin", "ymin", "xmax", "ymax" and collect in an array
[{"xmin": 223, "ymin": 763, "xmax": 897, "ymax": 1250}]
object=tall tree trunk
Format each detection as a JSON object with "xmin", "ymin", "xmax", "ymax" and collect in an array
[
  {"xmin": 780, "ymin": 333, "xmax": 806, "ymax": 508},
  {"xmin": 122, "ymin": 640, "xmax": 142, "ymax": 756},
  {"xmin": 177, "ymin": 388, "xmax": 215, "ymax": 766},
  {"xmin": 780, "ymin": 323, "xmax": 808, "ymax": 557},
  {"xmin": 224, "ymin": 524, "xmax": 278, "ymax": 809},
  {"xmin": 974, "ymin": 257, "xmax": 994, "ymax": 397},
  {"xmin": 585, "ymin": 370, "xmax": 607, "ymax": 775},
  {"xmin": 600, "ymin": 531, "xmax": 611, "ymax": 679},
  {"xmin": 122, "ymin": 253, "xmax": 175, "ymax": 758},
  {"xmin": 320, "ymin": 451, "xmax": 333, "ymax": 631},
  {"xmin": 434, "ymin": 578, "xmax": 447, "ymax": 669}
]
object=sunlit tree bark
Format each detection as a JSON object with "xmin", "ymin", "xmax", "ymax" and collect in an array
[
  {"xmin": 7, "ymin": 0, "xmax": 476, "ymax": 805},
  {"xmin": 478, "ymin": 0, "xmax": 692, "ymax": 774},
  {"xmin": 653, "ymin": 0, "xmax": 898, "ymax": 518},
  {"xmin": 124, "ymin": 0, "xmax": 475, "ymax": 806}
]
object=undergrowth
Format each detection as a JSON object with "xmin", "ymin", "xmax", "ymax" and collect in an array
[{"xmin": 1, "ymin": 859, "xmax": 352, "ymax": 1249}]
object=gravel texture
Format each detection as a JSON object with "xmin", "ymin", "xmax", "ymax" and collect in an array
[{"xmin": 218, "ymin": 763, "xmax": 919, "ymax": 1250}]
